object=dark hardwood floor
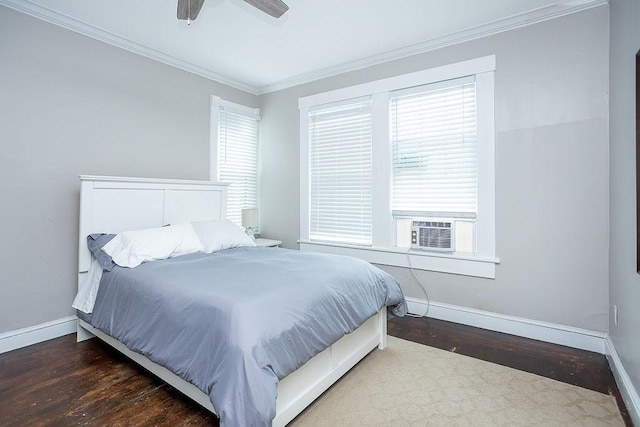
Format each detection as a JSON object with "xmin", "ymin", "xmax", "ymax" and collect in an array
[{"xmin": 0, "ymin": 316, "xmax": 632, "ymax": 426}]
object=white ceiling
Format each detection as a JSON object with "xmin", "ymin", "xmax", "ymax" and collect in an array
[{"xmin": 2, "ymin": 0, "xmax": 604, "ymax": 94}]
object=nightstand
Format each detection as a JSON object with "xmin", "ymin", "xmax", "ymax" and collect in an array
[{"xmin": 254, "ymin": 238, "xmax": 282, "ymax": 247}]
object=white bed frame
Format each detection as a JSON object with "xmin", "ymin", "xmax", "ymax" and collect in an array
[{"xmin": 77, "ymin": 175, "xmax": 388, "ymax": 427}]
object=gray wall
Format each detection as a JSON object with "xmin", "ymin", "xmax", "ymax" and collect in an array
[
  {"xmin": 609, "ymin": 0, "xmax": 640, "ymax": 401},
  {"xmin": 259, "ymin": 7, "xmax": 610, "ymax": 331},
  {"xmin": 0, "ymin": 4, "xmax": 614, "ymax": 339},
  {"xmin": 0, "ymin": 7, "xmax": 257, "ymax": 334}
]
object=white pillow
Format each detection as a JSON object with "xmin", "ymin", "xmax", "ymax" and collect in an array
[
  {"xmin": 103, "ymin": 222, "xmax": 203, "ymax": 268},
  {"xmin": 191, "ymin": 219, "xmax": 256, "ymax": 253}
]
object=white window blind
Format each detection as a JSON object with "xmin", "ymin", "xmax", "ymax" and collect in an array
[
  {"xmin": 309, "ymin": 98, "xmax": 373, "ymax": 245},
  {"xmin": 391, "ymin": 76, "xmax": 477, "ymax": 217},
  {"xmin": 218, "ymin": 109, "xmax": 259, "ymax": 225}
]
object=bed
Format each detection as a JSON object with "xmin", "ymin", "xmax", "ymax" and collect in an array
[{"xmin": 75, "ymin": 175, "xmax": 406, "ymax": 426}]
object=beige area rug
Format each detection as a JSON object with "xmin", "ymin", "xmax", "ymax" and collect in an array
[{"xmin": 290, "ymin": 336, "xmax": 624, "ymax": 426}]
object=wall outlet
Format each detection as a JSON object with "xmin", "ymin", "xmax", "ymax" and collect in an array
[{"xmin": 613, "ymin": 304, "xmax": 618, "ymax": 326}]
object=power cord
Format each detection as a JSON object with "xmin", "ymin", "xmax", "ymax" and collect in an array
[{"xmin": 405, "ymin": 250, "xmax": 430, "ymax": 318}]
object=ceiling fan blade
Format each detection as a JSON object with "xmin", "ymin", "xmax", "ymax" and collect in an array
[
  {"xmin": 244, "ymin": 0, "xmax": 289, "ymax": 18},
  {"xmin": 177, "ymin": 0, "xmax": 206, "ymax": 20}
]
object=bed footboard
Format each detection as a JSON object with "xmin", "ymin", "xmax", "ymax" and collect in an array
[{"xmin": 77, "ymin": 310, "xmax": 387, "ymax": 426}]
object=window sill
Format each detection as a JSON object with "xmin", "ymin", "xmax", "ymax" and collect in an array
[{"xmin": 298, "ymin": 240, "xmax": 499, "ymax": 279}]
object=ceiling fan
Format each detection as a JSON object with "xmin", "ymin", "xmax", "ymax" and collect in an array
[{"xmin": 177, "ymin": 0, "xmax": 289, "ymax": 22}]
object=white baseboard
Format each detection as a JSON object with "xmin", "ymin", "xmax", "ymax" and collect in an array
[
  {"xmin": 605, "ymin": 336, "xmax": 640, "ymax": 426},
  {"xmin": 406, "ymin": 297, "xmax": 607, "ymax": 354},
  {"xmin": 0, "ymin": 316, "xmax": 77, "ymax": 354}
]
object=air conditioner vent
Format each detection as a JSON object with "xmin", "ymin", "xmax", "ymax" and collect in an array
[{"xmin": 411, "ymin": 219, "xmax": 454, "ymax": 252}]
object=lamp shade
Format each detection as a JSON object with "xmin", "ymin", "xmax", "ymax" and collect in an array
[{"xmin": 241, "ymin": 208, "xmax": 259, "ymax": 228}]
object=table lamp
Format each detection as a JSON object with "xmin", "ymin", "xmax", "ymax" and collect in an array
[{"xmin": 241, "ymin": 208, "xmax": 259, "ymax": 239}]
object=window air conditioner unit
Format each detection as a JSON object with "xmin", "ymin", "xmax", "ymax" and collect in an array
[{"xmin": 411, "ymin": 219, "xmax": 454, "ymax": 252}]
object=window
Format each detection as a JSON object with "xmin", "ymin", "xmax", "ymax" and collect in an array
[
  {"xmin": 299, "ymin": 56, "xmax": 496, "ymax": 278},
  {"xmin": 210, "ymin": 97, "xmax": 260, "ymax": 226},
  {"xmin": 391, "ymin": 77, "xmax": 477, "ymax": 253},
  {"xmin": 309, "ymin": 98, "xmax": 373, "ymax": 245}
]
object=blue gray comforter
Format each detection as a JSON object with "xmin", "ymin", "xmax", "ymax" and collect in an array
[{"xmin": 80, "ymin": 247, "xmax": 407, "ymax": 426}]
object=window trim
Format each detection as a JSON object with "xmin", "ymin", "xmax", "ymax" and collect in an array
[
  {"xmin": 299, "ymin": 56, "xmax": 498, "ymax": 279},
  {"xmin": 298, "ymin": 240, "xmax": 498, "ymax": 279}
]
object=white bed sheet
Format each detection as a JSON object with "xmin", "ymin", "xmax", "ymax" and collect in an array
[{"xmin": 72, "ymin": 258, "xmax": 103, "ymax": 314}]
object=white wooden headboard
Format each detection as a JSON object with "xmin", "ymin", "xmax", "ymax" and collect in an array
[{"xmin": 78, "ymin": 175, "xmax": 228, "ymax": 275}]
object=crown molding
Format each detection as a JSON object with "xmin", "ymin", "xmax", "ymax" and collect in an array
[
  {"xmin": 255, "ymin": 0, "xmax": 608, "ymax": 94},
  {"xmin": 0, "ymin": 0, "xmax": 260, "ymax": 95},
  {"xmin": 1, "ymin": 0, "xmax": 607, "ymax": 96}
]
